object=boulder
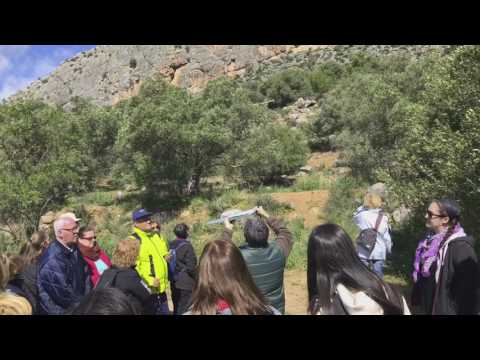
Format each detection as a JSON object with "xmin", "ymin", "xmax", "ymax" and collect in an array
[
  {"xmin": 39, "ymin": 211, "xmax": 56, "ymax": 226},
  {"xmin": 299, "ymin": 165, "xmax": 313, "ymax": 173}
]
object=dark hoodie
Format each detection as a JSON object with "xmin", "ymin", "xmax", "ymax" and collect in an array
[{"xmin": 432, "ymin": 236, "xmax": 479, "ymax": 315}]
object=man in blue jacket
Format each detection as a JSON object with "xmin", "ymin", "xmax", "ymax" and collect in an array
[{"xmin": 37, "ymin": 216, "xmax": 92, "ymax": 314}]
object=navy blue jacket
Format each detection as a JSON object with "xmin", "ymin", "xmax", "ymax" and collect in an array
[{"xmin": 37, "ymin": 240, "xmax": 92, "ymax": 315}]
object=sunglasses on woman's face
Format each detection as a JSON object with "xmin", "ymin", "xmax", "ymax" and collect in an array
[
  {"xmin": 426, "ymin": 210, "xmax": 446, "ymax": 219},
  {"xmin": 81, "ymin": 236, "xmax": 97, "ymax": 241}
]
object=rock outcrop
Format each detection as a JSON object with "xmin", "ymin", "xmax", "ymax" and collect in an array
[{"xmin": 9, "ymin": 45, "xmax": 452, "ymax": 109}]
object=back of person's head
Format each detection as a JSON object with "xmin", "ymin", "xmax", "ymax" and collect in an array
[
  {"xmin": 363, "ymin": 192, "xmax": 383, "ymax": 209},
  {"xmin": 174, "ymin": 223, "xmax": 189, "ymax": 239},
  {"xmin": 19, "ymin": 230, "xmax": 49, "ymax": 265},
  {"xmin": 434, "ymin": 198, "xmax": 461, "ymax": 226},
  {"xmin": 244, "ymin": 218, "xmax": 269, "ymax": 248},
  {"xmin": 67, "ymin": 287, "xmax": 141, "ymax": 315},
  {"xmin": 190, "ymin": 239, "xmax": 271, "ymax": 315},
  {"xmin": 112, "ymin": 238, "xmax": 140, "ymax": 268},
  {"xmin": 0, "ymin": 292, "xmax": 32, "ymax": 315},
  {"xmin": 7, "ymin": 254, "xmax": 26, "ymax": 279},
  {"xmin": 307, "ymin": 223, "xmax": 403, "ymax": 315}
]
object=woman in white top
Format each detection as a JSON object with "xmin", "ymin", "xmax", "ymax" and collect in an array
[
  {"xmin": 307, "ymin": 223, "xmax": 410, "ymax": 315},
  {"xmin": 353, "ymin": 192, "xmax": 391, "ymax": 278}
]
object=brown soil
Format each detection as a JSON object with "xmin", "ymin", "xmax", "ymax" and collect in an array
[
  {"xmin": 284, "ymin": 268, "xmax": 308, "ymax": 315},
  {"xmin": 271, "ymin": 190, "xmax": 330, "ymax": 228}
]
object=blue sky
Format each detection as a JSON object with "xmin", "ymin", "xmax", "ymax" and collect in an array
[{"xmin": 0, "ymin": 45, "xmax": 96, "ymax": 100}]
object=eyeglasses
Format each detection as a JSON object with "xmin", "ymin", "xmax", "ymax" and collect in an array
[
  {"xmin": 62, "ymin": 227, "xmax": 79, "ymax": 233},
  {"xmin": 80, "ymin": 236, "xmax": 97, "ymax": 241},
  {"xmin": 426, "ymin": 210, "xmax": 446, "ymax": 219}
]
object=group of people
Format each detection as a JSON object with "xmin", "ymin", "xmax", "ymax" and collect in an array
[{"xmin": 0, "ymin": 191, "xmax": 478, "ymax": 315}]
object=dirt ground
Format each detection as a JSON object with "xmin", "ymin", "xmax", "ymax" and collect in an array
[
  {"xmin": 284, "ymin": 268, "xmax": 308, "ymax": 315},
  {"xmin": 271, "ymin": 190, "xmax": 330, "ymax": 228}
]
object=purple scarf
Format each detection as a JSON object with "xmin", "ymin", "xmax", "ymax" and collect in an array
[{"xmin": 412, "ymin": 223, "xmax": 465, "ymax": 282}]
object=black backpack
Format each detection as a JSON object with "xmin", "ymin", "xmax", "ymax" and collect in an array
[{"xmin": 355, "ymin": 211, "xmax": 384, "ymax": 257}]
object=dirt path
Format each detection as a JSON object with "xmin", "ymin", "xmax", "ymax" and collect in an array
[{"xmin": 284, "ymin": 268, "xmax": 308, "ymax": 315}]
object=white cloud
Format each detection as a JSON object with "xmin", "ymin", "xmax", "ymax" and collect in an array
[
  {"xmin": 0, "ymin": 74, "xmax": 35, "ymax": 100},
  {"xmin": 0, "ymin": 55, "xmax": 9, "ymax": 73},
  {"xmin": 0, "ymin": 45, "xmax": 94, "ymax": 100},
  {"xmin": 0, "ymin": 48, "xmax": 57, "ymax": 100}
]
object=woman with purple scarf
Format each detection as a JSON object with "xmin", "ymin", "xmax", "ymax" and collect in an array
[{"xmin": 411, "ymin": 199, "xmax": 479, "ymax": 315}]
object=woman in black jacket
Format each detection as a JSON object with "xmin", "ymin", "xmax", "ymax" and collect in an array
[
  {"xmin": 169, "ymin": 223, "xmax": 197, "ymax": 315},
  {"xmin": 97, "ymin": 238, "xmax": 156, "ymax": 315},
  {"xmin": 411, "ymin": 199, "xmax": 479, "ymax": 315}
]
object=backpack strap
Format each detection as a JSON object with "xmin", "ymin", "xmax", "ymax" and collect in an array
[
  {"xmin": 96, "ymin": 268, "xmax": 120, "ymax": 289},
  {"xmin": 373, "ymin": 211, "xmax": 384, "ymax": 232},
  {"xmin": 175, "ymin": 240, "xmax": 189, "ymax": 252}
]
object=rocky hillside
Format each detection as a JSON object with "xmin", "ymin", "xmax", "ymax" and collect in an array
[{"xmin": 9, "ymin": 45, "xmax": 452, "ymax": 109}]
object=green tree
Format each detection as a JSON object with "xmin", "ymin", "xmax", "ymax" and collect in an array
[
  {"xmin": 260, "ymin": 68, "xmax": 313, "ymax": 108},
  {"xmin": 115, "ymin": 77, "xmax": 194, "ymax": 198},
  {"xmin": 227, "ymin": 124, "xmax": 309, "ymax": 186},
  {"xmin": 68, "ymin": 97, "xmax": 119, "ymax": 176},
  {"xmin": 0, "ymin": 101, "xmax": 95, "ymax": 239},
  {"xmin": 379, "ymin": 46, "xmax": 480, "ymax": 233}
]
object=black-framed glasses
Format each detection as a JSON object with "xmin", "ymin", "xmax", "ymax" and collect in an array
[{"xmin": 426, "ymin": 210, "xmax": 446, "ymax": 219}]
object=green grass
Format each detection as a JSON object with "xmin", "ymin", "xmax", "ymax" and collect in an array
[
  {"xmin": 96, "ymin": 211, "xmax": 133, "ymax": 258},
  {"xmin": 285, "ymin": 217, "xmax": 310, "ymax": 270},
  {"xmin": 324, "ymin": 176, "xmax": 366, "ymax": 238},
  {"xmin": 291, "ymin": 173, "xmax": 333, "ymax": 192},
  {"xmin": 66, "ymin": 190, "xmax": 118, "ymax": 208},
  {"xmin": 257, "ymin": 171, "xmax": 333, "ymax": 194},
  {"xmin": 1, "ymin": 166, "xmax": 414, "ymax": 282}
]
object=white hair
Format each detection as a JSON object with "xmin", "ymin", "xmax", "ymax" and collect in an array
[{"xmin": 53, "ymin": 217, "xmax": 75, "ymax": 239}]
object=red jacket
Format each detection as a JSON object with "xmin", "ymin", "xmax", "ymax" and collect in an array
[{"xmin": 82, "ymin": 250, "xmax": 112, "ymax": 287}]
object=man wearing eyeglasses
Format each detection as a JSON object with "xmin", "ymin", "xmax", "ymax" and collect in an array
[
  {"xmin": 37, "ymin": 217, "xmax": 92, "ymax": 314},
  {"xmin": 130, "ymin": 208, "xmax": 170, "ymax": 315}
]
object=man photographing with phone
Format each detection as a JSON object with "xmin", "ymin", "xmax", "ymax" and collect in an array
[{"xmin": 223, "ymin": 206, "xmax": 294, "ymax": 314}]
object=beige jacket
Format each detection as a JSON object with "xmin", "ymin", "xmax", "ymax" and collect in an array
[{"xmin": 317, "ymin": 284, "xmax": 411, "ymax": 315}]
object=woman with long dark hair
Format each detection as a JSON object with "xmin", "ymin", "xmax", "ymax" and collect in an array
[
  {"xmin": 411, "ymin": 199, "xmax": 478, "ymax": 315},
  {"xmin": 307, "ymin": 223, "xmax": 410, "ymax": 315},
  {"xmin": 185, "ymin": 239, "xmax": 280, "ymax": 315}
]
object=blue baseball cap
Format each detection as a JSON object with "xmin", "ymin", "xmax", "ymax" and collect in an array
[{"xmin": 132, "ymin": 208, "xmax": 153, "ymax": 222}]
